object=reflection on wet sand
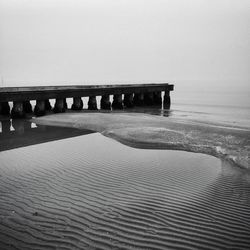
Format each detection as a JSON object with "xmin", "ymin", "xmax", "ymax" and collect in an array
[
  {"xmin": 0, "ymin": 118, "xmax": 94, "ymax": 152},
  {"xmin": 0, "ymin": 105, "xmax": 172, "ymax": 152},
  {"xmin": 124, "ymin": 107, "xmax": 172, "ymax": 117}
]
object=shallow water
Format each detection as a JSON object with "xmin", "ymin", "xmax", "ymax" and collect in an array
[
  {"xmin": 0, "ymin": 133, "xmax": 250, "ymax": 249},
  {"xmin": 171, "ymin": 90, "xmax": 250, "ymax": 128}
]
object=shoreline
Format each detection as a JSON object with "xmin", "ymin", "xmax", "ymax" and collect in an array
[{"xmin": 33, "ymin": 112, "xmax": 250, "ymax": 170}]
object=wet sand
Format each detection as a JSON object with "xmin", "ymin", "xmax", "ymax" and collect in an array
[
  {"xmin": 0, "ymin": 133, "xmax": 250, "ymax": 249},
  {"xmin": 34, "ymin": 112, "xmax": 250, "ymax": 169}
]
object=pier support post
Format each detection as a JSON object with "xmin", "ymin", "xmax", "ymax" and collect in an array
[
  {"xmin": 123, "ymin": 93, "xmax": 134, "ymax": 108},
  {"xmin": 0, "ymin": 102, "xmax": 10, "ymax": 115},
  {"xmin": 112, "ymin": 94, "xmax": 123, "ymax": 109},
  {"xmin": 133, "ymin": 93, "xmax": 144, "ymax": 106},
  {"xmin": 54, "ymin": 99, "xmax": 65, "ymax": 113},
  {"xmin": 88, "ymin": 96, "xmax": 97, "ymax": 110},
  {"xmin": 64, "ymin": 98, "xmax": 68, "ymax": 110},
  {"xmin": 11, "ymin": 101, "xmax": 25, "ymax": 118},
  {"xmin": 100, "ymin": 94, "xmax": 111, "ymax": 110},
  {"xmin": 71, "ymin": 97, "xmax": 83, "ymax": 110},
  {"xmin": 144, "ymin": 92, "xmax": 154, "ymax": 106},
  {"xmin": 154, "ymin": 91, "xmax": 162, "ymax": 106},
  {"xmin": 23, "ymin": 100, "xmax": 32, "ymax": 113},
  {"xmin": 34, "ymin": 100, "xmax": 46, "ymax": 116},
  {"xmin": 45, "ymin": 99, "xmax": 52, "ymax": 111},
  {"xmin": 164, "ymin": 91, "xmax": 171, "ymax": 109}
]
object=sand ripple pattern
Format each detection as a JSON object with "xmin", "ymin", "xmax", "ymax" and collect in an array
[{"xmin": 0, "ymin": 133, "xmax": 250, "ymax": 250}]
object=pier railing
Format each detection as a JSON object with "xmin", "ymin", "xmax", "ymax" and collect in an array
[{"xmin": 0, "ymin": 83, "xmax": 174, "ymax": 118}]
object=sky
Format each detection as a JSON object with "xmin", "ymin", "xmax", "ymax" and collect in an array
[{"xmin": 0, "ymin": 0, "xmax": 249, "ymax": 91}]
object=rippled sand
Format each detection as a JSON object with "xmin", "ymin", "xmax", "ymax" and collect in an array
[{"xmin": 0, "ymin": 133, "xmax": 250, "ymax": 249}]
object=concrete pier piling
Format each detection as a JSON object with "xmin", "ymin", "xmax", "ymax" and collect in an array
[
  {"xmin": 123, "ymin": 93, "xmax": 134, "ymax": 108},
  {"xmin": 144, "ymin": 92, "xmax": 154, "ymax": 106},
  {"xmin": 34, "ymin": 100, "xmax": 46, "ymax": 116},
  {"xmin": 23, "ymin": 101, "xmax": 33, "ymax": 113},
  {"xmin": 0, "ymin": 102, "xmax": 10, "ymax": 115},
  {"xmin": 11, "ymin": 102, "xmax": 25, "ymax": 118},
  {"xmin": 45, "ymin": 99, "xmax": 52, "ymax": 111},
  {"xmin": 71, "ymin": 97, "xmax": 83, "ymax": 110},
  {"xmin": 133, "ymin": 93, "xmax": 144, "ymax": 106},
  {"xmin": 88, "ymin": 96, "xmax": 98, "ymax": 110},
  {"xmin": 112, "ymin": 94, "xmax": 123, "ymax": 109},
  {"xmin": 153, "ymin": 91, "xmax": 162, "ymax": 106},
  {"xmin": 54, "ymin": 99, "xmax": 65, "ymax": 113},
  {"xmin": 0, "ymin": 83, "xmax": 174, "ymax": 116},
  {"xmin": 64, "ymin": 98, "xmax": 68, "ymax": 110},
  {"xmin": 164, "ymin": 90, "xmax": 171, "ymax": 109},
  {"xmin": 100, "ymin": 95, "xmax": 111, "ymax": 110}
]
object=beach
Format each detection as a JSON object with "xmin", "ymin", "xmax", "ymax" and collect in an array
[
  {"xmin": 0, "ymin": 90, "xmax": 250, "ymax": 249},
  {"xmin": 0, "ymin": 132, "xmax": 250, "ymax": 249}
]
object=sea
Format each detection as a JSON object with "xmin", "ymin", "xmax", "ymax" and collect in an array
[{"xmin": 171, "ymin": 89, "xmax": 250, "ymax": 129}]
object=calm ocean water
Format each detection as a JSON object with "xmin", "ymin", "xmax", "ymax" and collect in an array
[{"xmin": 171, "ymin": 90, "xmax": 250, "ymax": 128}]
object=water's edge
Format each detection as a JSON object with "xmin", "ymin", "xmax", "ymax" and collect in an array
[{"xmin": 33, "ymin": 112, "xmax": 250, "ymax": 170}]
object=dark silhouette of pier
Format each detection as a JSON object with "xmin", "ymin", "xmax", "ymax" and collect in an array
[{"xmin": 0, "ymin": 83, "xmax": 174, "ymax": 118}]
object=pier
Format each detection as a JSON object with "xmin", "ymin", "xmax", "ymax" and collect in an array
[{"xmin": 0, "ymin": 83, "xmax": 174, "ymax": 118}]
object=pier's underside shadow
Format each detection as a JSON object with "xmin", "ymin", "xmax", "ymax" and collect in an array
[{"xmin": 0, "ymin": 118, "xmax": 94, "ymax": 152}]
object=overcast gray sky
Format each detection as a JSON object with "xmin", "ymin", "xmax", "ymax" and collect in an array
[{"xmin": 0, "ymin": 0, "xmax": 249, "ymax": 90}]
